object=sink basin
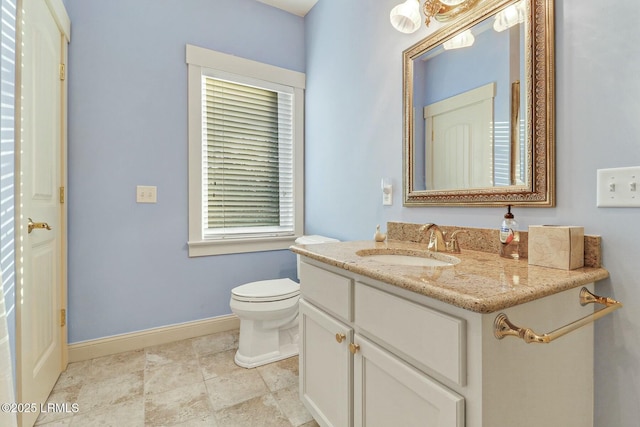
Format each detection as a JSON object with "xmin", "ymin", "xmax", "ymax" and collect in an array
[{"xmin": 356, "ymin": 249, "xmax": 460, "ymax": 267}]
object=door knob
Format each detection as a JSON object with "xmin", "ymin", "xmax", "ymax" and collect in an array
[
  {"xmin": 335, "ymin": 333, "xmax": 346, "ymax": 343},
  {"xmin": 28, "ymin": 218, "xmax": 52, "ymax": 234}
]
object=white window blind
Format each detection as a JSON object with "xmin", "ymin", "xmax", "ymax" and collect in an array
[
  {"xmin": 0, "ymin": 0, "xmax": 16, "ymax": 373},
  {"xmin": 202, "ymin": 76, "xmax": 294, "ymax": 239}
]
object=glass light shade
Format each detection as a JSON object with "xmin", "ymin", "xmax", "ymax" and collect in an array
[
  {"xmin": 493, "ymin": 1, "xmax": 525, "ymax": 32},
  {"xmin": 390, "ymin": 0, "xmax": 421, "ymax": 34},
  {"xmin": 443, "ymin": 29, "xmax": 475, "ymax": 50},
  {"xmin": 439, "ymin": 0, "xmax": 467, "ymax": 5}
]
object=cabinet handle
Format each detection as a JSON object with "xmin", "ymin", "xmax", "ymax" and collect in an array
[
  {"xmin": 349, "ymin": 343, "xmax": 360, "ymax": 354},
  {"xmin": 494, "ymin": 287, "xmax": 622, "ymax": 344},
  {"xmin": 335, "ymin": 333, "xmax": 346, "ymax": 343}
]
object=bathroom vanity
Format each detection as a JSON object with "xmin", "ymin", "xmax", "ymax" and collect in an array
[{"xmin": 290, "ymin": 235, "xmax": 612, "ymax": 427}]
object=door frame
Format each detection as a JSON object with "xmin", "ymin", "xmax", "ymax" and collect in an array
[{"xmin": 14, "ymin": 0, "xmax": 70, "ymax": 419}]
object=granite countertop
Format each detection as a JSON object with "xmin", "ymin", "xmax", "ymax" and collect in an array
[{"xmin": 290, "ymin": 240, "xmax": 610, "ymax": 314}]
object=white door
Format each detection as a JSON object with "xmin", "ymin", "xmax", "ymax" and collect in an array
[
  {"xmin": 353, "ymin": 335, "xmax": 465, "ymax": 427},
  {"xmin": 17, "ymin": 1, "xmax": 69, "ymax": 426},
  {"xmin": 424, "ymin": 83, "xmax": 495, "ymax": 190}
]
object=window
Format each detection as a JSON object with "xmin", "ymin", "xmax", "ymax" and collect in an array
[{"xmin": 186, "ymin": 45, "xmax": 305, "ymax": 256}]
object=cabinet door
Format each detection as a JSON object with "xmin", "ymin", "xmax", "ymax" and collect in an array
[
  {"xmin": 299, "ymin": 299, "xmax": 353, "ymax": 427},
  {"xmin": 353, "ymin": 335, "xmax": 464, "ymax": 427}
]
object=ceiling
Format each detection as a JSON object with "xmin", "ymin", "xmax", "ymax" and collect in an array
[{"xmin": 255, "ymin": 0, "xmax": 318, "ymax": 17}]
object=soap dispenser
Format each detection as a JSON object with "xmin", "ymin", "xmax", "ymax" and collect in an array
[{"xmin": 499, "ymin": 205, "xmax": 520, "ymax": 259}]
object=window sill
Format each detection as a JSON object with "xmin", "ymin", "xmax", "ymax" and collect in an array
[{"xmin": 187, "ymin": 236, "xmax": 298, "ymax": 257}]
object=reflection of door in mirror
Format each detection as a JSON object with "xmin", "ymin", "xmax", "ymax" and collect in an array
[
  {"xmin": 411, "ymin": 13, "xmax": 526, "ymax": 192},
  {"xmin": 424, "ymin": 83, "xmax": 495, "ymax": 190}
]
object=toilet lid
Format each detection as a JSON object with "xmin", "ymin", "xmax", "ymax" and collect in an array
[{"xmin": 231, "ymin": 278, "xmax": 300, "ymax": 302}]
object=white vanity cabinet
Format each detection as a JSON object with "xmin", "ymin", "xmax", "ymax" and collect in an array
[
  {"xmin": 299, "ymin": 300, "xmax": 353, "ymax": 427},
  {"xmin": 299, "ymin": 260, "xmax": 464, "ymax": 427},
  {"xmin": 298, "ymin": 261, "xmax": 354, "ymax": 427},
  {"xmin": 298, "ymin": 258, "xmax": 596, "ymax": 427}
]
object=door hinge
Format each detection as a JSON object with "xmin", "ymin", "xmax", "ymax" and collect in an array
[
  {"xmin": 59, "ymin": 186, "xmax": 65, "ymax": 204},
  {"xmin": 61, "ymin": 309, "xmax": 66, "ymax": 327},
  {"xmin": 59, "ymin": 63, "xmax": 65, "ymax": 81}
]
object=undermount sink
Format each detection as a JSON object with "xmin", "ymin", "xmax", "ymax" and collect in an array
[{"xmin": 356, "ymin": 249, "xmax": 460, "ymax": 267}]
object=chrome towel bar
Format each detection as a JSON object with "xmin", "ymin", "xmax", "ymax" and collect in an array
[{"xmin": 493, "ymin": 287, "xmax": 622, "ymax": 344}]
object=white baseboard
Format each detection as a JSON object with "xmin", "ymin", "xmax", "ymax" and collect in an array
[{"xmin": 68, "ymin": 314, "xmax": 240, "ymax": 363}]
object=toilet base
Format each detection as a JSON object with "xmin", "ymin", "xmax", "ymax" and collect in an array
[
  {"xmin": 234, "ymin": 323, "xmax": 299, "ymax": 368},
  {"xmin": 234, "ymin": 343, "xmax": 298, "ymax": 369}
]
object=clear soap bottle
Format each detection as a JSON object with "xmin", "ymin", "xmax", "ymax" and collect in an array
[{"xmin": 499, "ymin": 205, "xmax": 520, "ymax": 259}]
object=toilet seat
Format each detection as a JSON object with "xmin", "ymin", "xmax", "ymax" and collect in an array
[{"xmin": 231, "ymin": 278, "xmax": 299, "ymax": 303}]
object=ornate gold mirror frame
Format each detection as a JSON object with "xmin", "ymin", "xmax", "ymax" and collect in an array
[{"xmin": 403, "ymin": 0, "xmax": 555, "ymax": 206}]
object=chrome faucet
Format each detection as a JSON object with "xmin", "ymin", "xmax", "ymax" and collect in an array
[{"xmin": 420, "ymin": 224, "xmax": 467, "ymax": 253}]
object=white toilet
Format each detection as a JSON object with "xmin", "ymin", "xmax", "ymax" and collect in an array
[{"xmin": 230, "ymin": 235, "xmax": 338, "ymax": 368}]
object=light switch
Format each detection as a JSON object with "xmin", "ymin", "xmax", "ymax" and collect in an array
[
  {"xmin": 596, "ymin": 167, "xmax": 640, "ymax": 207},
  {"xmin": 136, "ymin": 185, "xmax": 157, "ymax": 203}
]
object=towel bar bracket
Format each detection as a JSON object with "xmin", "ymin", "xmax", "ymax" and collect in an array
[{"xmin": 494, "ymin": 287, "xmax": 622, "ymax": 344}]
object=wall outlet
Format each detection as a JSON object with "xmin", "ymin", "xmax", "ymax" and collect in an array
[
  {"xmin": 136, "ymin": 185, "xmax": 157, "ymax": 203},
  {"xmin": 596, "ymin": 167, "xmax": 640, "ymax": 207}
]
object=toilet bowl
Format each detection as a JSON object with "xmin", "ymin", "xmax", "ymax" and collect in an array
[{"xmin": 230, "ymin": 235, "xmax": 338, "ymax": 368}]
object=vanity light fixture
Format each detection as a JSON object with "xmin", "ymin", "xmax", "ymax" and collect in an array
[{"xmin": 390, "ymin": 0, "xmax": 474, "ymax": 33}]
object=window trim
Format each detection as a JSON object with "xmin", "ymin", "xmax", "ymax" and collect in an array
[{"xmin": 186, "ymin": 44, "xmax": 305, "ymax": 257}]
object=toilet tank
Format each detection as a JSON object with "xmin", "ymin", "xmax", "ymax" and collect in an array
[{"xmin": 294, "ymin": 235, "xmax": 339, "ymax": 279}]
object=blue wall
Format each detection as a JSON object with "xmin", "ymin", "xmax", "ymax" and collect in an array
[
  {"xmin": 304, "ymin": 1, "xmax": 640, "ymax": 426},
  {"xmin": 65, "ymin": 0, "xmax": 304, "ymax": 342}
]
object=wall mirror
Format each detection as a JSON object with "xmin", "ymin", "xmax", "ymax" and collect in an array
[{"xmin": 402, "ymin": 0, "xmax": 555, "ymax": 206}]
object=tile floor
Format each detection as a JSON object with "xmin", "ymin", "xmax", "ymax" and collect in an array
[{"xmin": 34, "ymin": 330, "xmax": 319, "ymax": 427}]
